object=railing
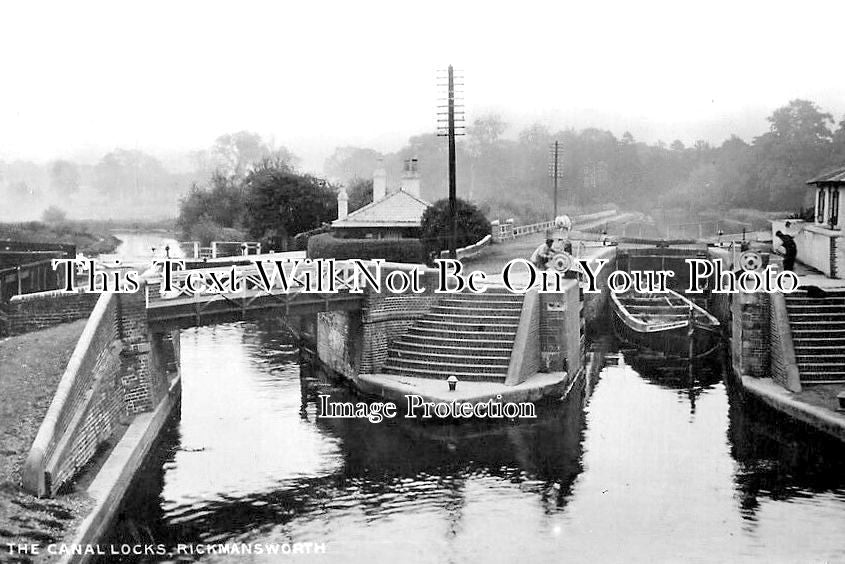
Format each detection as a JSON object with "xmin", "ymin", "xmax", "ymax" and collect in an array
[
  {"xmin": 662, "ymin": 220, "xmax": 753, "ymax": 240},
  {"xmin": 144, "ymin": 258, "xmax": 388, "ymax": 308},
  {"xmin": 438, "ymin": 235, "xmax": 492, "ymax": 260},
  {"xmin": 0, "ymin": 258, "xmax": 63, "ymax": 302},
  {"xmin": 491, "ymin": 210, "xmax": 619, "ymax": 242},
  {"xmin": 177, "ymin": 240, "xmax": 262, "ymax": 259}
]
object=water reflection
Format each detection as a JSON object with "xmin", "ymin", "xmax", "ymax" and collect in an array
[{"xmin": 105, "ymin": 321, "xmax": 845, "ymax": 563}]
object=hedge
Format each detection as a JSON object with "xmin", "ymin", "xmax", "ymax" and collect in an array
[{"xmin": 307, "ymin": 233, "xmax": 426, "ymax": 263}]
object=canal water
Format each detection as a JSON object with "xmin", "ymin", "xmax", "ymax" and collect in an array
[
  {"xmin": 100, "ymin": 320, "xmax": 845, "ymax": 563},
  {"xmin": 103, "ymin": 234, "xmax": 845, "ymax": 563}
]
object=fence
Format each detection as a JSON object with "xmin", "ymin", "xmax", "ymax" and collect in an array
[
  {"xmin": 178, "ymin": 240, "xmax": 262, "ymax": 259},
  {"xmin": 0, "ymin": 258, "xmax": 65, "ymax": 303},
  {"xmin": 438, "ymin": 235, "xmax": 493, "ymax": 260},
  {"xmin": 491, "ymin": 210, "xmax": 619, "ymax": 242}
]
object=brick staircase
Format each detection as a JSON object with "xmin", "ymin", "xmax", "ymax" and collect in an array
[
  {"xmin": 786, "ymin": 291, "xmax": 845, "ymax": 384},
  {"xmin": 380, "ymin": 288, "xmax": 523, "ymax": 382}
]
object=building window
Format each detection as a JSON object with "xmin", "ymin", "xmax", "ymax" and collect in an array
[
  {"xmin": 817, "ymin": 189, "xmax": 826, "ymax": 224},
  {"xmin": 831, "ymin": 188, "xmax": 839, "ymax": 227}
]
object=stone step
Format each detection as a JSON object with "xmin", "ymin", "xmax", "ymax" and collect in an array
[
  {"xmin": 795, "ymin": 357, "xmax": 845, "ymax": 366},
  {"xmin": 797, "ymin": 362, "xmax": 845, "ymax": 372},
  {"xmin": 792, "ymin": 335, "xmax": 845, "ymax": 352},
  {"xmin": 789, "ymin": 322, "xmax": 845, "ymax": 339},
  {"xmin": 389, "ymin": 348, "xmax": 510, "ymax": 365},
  {"xmin": 380, "ymin": 364, "xmax": 507, "ymax": 382},
  {"xmin": 786, "ymin": 304, "xmax": 845, "ymax": 312},
  {"xmin": 425, "ymin": 312, "xmax": 521, "ymax": 322},
  {"xmin": 793, "ymin": 342, "xmax": 845, "ymax": 352},
  {"xmin": 438, "ymin": 296, "xmax": 524, "ymax": 306},
  {"xmin": 406, "ymin": 327, "xmax": 516, "ymax": 341},
  {"xmin": 397, "ymin": 335, "xmax": 516, "ymax": 349},
  {"xmin": 788, "ymin": 313, "xmax": 845, "ymax": 322},
  {"xmin": 384, "ymin": 356, "xmax": 509, "ymax": 374},
  {"xmin": 786, "ymin": 297, "xmax": 845, "ymax": 306},
  {"xmin": 416, "ymin": 319, "xmax": 520, "ymax": 332},
  {"xmin": 431, "ymin": 304, "xmax": 523, "ymax": 315},
  {"xmin": 790, "ymin": 319, "xmax": 845, "ymax": 326},
  {"xmin": 800, "ymin": 372, "xmax": 845, "ymax": 383}
]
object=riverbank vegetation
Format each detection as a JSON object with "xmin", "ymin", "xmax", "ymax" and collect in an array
[
  {"xmin": 0, "ymin": 219, "xmax": 122, "ymax": 255},
  {"xmin": 0, "ymin": 320, "xmax": 92, "ymax": 549}
]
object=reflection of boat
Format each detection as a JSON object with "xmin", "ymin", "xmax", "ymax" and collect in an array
[{"xmin": 611, "ymin": 289, "xmax": 721, "ymax": 358}]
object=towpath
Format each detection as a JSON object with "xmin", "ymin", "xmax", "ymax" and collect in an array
[{"xmin": 0, "ymin": 320, "xmax": 91, "ymax": 559}]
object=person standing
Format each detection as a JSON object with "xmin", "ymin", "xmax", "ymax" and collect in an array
[{"xmin": 776, "ymin": 230, "xmax": 797, "ymax": 271}]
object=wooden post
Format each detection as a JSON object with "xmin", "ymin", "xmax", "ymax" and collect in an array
[
  {"xmin": 688, "ymin": 305, "xmax": 696, "ymax": 358},
  {"xmin": 16, "ymin": 266, "xmax": 22, "ymax": 296}
]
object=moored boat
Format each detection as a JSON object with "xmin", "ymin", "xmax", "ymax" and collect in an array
[{"xmin": 610, "ymin": 288, "xmax": 721, "ymax": 358}]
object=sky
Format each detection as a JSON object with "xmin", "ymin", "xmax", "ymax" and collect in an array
[{"xmin": 1, "ymin": 0, "xmax": 844, "ymax": 174}]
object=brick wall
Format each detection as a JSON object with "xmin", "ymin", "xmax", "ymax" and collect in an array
[
  {"xmin": 118, "ymin": 290, "xmax": 170, "ymax": 414},
  {"xmin": 359, "ymin": 270, "xmax": 441, "ymax": 375},
  {"xmin": 539, "ymin": 279, "xmax": 582, "ymax": 375},
  {"xmin": 730, "ymin": 291, "xmax": 769, "ymax": 379},
  {"xmin": 23, "ymin": 286, "xmax": 179, "ymax": 497},
  {"xmin": 7, "ymin": 290, "xmax": 99, "ymax": 335}
]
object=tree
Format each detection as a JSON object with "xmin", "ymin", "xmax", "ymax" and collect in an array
[
  {"xmin": 177, "ymin": 171, "xmax": 246, "ymax": 238},
  {"xmin": 346, "ymin": 177, "xmax": 373, "ymax": 212},
  {"xmin": 211, "ymin": 131, "xmax": 271, "ymax": 177},
  {"xmin": 242, "ymin": 162, "xmax": 336, "ymax": 249},
  {"xmin": 419, "ymin": 198, "xmax": 491, "ymax": 253},
  {"xmin": 754, "ymin": 99, "xmax": 834, "ymax": 209}
]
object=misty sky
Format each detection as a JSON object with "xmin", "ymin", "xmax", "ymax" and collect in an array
[{"xmin": 1, "ymin": 0, "xmax": 844, "ymax": 174}]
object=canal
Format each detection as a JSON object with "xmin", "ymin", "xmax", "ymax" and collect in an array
[
  {"xmin": 100, "ymin": 319, "xmax": 845, "ymax": 563},
  {"xmin": 101, "ymin": 233, "xmax": 845, "ymax": 563}
]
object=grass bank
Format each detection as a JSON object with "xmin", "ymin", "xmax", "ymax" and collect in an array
[{"xmin": 0, "ymin": 320, "xmax": 92, "ymax": 559}]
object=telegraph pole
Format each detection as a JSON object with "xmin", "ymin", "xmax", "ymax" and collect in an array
[
  {"xmin": 437, "ymin": 65, "xmax": 465, "ymax": 259},
  {"xmin": 549, "ymin": 141, "xmax": 563, "ymax": 218}
]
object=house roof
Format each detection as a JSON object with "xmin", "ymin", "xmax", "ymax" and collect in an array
[
  {"xmin": 332, "ymin": 189, "xmax": 431, "ymax": 228},
  {"xmin": 807, "ymin": 165, "xmax": 845, "ymax": 186}
]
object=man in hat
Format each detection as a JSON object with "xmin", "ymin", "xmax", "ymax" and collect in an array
[
  {"xmin": 531, "ymin": 237, "xmax": 556, "ymax": 270},
  {"xmin": 775, "ymin": 230, "xmax": 797, "ymax": 271}
]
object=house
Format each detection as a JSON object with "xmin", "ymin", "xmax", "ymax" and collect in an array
[
  {"xmin": 772, "ymin": 165, "xmax": 845, "ymax": 278},
  {"xmin": 331, "ymin": 158, "xmax": 431, "ymax": 240}
]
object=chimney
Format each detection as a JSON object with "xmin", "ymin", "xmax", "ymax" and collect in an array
[
  {"xmin": 337, "ymin": 186, "xmax": 348, "ymax": 220},
  {"xmin": 401, "ymin": 157, "xmax": 421, "ymax": 198},
  {"xmin": 373, "ymin": 158, "xmax": 387, "ymax": 201}
]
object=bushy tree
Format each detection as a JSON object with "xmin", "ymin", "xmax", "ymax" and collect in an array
[
  {"xmin": 419, "ymin": 198, "xmax": 491, "ymax": 253},
  {"xmin": 176, "ymin": 171, "xmax": 245, "ymax": 238},
  {"xmin": 754, "ymin": 99, "xmax": 834, "ymax": 209},
  {"xmin": 346, "ymin": 177, "xmax": 373, "ymax": 212},
  {"xmin": 242, "ymin": 160, "xmax": 336, "ymax": 249}
]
